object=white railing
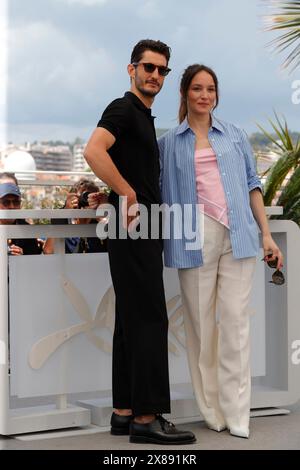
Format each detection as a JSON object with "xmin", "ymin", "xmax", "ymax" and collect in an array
[{"xmin": 4, "ymin": 169, "xmax": 105, "ymax": 188}]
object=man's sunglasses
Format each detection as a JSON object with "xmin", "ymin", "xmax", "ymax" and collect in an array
[
  {"xmin": 262, "ymin": 254, "xmax": 285, "ymax": 286},
  {"xmin": 132, "ymin": 62, "xmax": 171, "ymax": 77},
  {"xmin": 0, "ymin": 197, "xmax": 21, "ymax": 208}
]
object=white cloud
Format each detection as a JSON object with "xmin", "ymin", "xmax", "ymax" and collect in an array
[
  {"xmin": 136, "ymin": 0, "xmax": 162, "ymax": 20},
  {"xmin": 6, "ymin": 0, "xmax": 299, "ymax": 143},
  {"xmin": 6, "ymin": 123, "xmax": 93, "ymax": 144},
  {"xmin": 7, "ymin": 21, "xmax": 118, "ymax": 125},
  {"xmin": 0, "ymin": 0, "xmax": 8, "ymax": 143},
  {"xmin": 172, "ymin": 25, "xmax": 188, "ymax": 42}
]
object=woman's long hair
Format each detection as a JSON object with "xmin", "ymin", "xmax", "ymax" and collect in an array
[{"xmin": 178, "ymin": 64, "xmax": 219, "ymax": 123}]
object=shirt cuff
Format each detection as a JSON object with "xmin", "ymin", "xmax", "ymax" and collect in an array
[{"xmin": 248, "ymin": 178, "xmax": 263, "ymax": 193}]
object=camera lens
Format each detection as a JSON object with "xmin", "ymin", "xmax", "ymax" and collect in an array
[{"xmin": 78, "ymin": 191, "xmax": 90, "ymax": 208}]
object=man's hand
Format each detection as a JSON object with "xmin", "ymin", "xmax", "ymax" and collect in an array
[
  {"xmin": 88, "ymin": 191, "xmax": 108, "ymax": 209},
  {"xmin": 65, "ymin": 193, "xmax": 79, "ymax": 209},
  {"xmin": 8, "ymin": 243, "xmax": 23, "ymax": 256},
  {"xmin": 121, "ymin": 191, "xmax": 139, "ymax": 231},
  {"xmin": 37, "ymin": 239, "xmax": 45, "ymax": 252}
]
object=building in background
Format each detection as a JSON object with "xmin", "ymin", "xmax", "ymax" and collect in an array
[
  {"xmin": 73, "ymin": 143, "xmax": 89, "ymax": 172},
  {"xmin": 30, "ymin": 144, "xmax": 73, "ymax": 172}
]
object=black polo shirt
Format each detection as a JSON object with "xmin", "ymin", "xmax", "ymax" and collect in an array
[{"xmin": 97, "ymin": 91, "xmax": 161, "ymax": 207}]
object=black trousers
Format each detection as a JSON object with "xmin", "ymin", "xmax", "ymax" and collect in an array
[{"xmin": 108, "ymin": 235, "xmax": 171, "ymax": 416}]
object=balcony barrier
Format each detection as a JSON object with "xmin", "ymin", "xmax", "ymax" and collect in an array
[{"xmin": 0, "ymin": 206, "xmax": 300, "ymax": 435}]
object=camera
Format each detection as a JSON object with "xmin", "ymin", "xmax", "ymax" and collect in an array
[{"xmin": 78, "ymin": 191, "xmax": 91, "ymax": 209}]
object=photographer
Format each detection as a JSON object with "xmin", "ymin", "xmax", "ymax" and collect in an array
[
  {"xmin": 44, "ymin": 179, "xmax": 107, "ymax": 254},
  {"xmin": 0, "ymin": 182, "xmax": 43, "ymax": 255}
]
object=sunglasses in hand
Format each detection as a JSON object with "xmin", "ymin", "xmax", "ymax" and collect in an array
[{"xmin": 262, "ymin": 254, "xmax": 285, "ymax": 286}]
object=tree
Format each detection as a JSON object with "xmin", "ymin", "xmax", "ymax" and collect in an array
[
  {"xmin": 73, "ymin": 137, "xmax": 84, "ymax": 146},
  {"xmin": 257, "ymin": 112, "xmax": 300, "ymax": 224},
  {"xmin": 264, "ymin": 0, "xmax": 300, "ymax": 73}
]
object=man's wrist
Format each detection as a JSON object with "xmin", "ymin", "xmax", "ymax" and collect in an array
[{"xmin": 123, "ymin": 188, "xmax": 136, "ymax": 201}]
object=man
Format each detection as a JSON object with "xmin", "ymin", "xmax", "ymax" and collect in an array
[
  {"xmin": 44, "ymin": 178, "xmax": 107, "ymax": 254},
  {"xmin": 0, "ymin": 182, "xmax": 42, "ymax": 255},
  {"xmin": 84, "ymin": 39, "xmax": 195, "ymax": 445},
  {"xmin": 0, "ymin": 171, "xmax": 19, "ymax": 185}
]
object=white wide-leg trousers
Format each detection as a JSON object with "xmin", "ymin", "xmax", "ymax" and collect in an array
[{"xmin": 178, "ymin": 215, "xmax": 256, "ymax": 434}]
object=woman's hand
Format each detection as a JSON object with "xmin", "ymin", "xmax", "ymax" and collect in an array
[{"xmin": 262, "ymin": 234, "xmax": 284, "ymax": 270}]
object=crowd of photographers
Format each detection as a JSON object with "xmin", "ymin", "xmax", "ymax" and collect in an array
[{"xmin": 0, "ymin": 172, "xmax": 107, "ymax": 255}]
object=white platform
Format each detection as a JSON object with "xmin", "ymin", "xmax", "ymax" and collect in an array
[
  {"xmin": 7, "ymin": 405, "xmax": 90, "ymax": 435},
  {"xmin": 77, "ymin": 386, "xmax": 291, "ymax": 428}
]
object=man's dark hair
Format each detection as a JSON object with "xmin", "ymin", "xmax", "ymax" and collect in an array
[
  {"xmin": 0, "ymin": 172, "xmax": 19, "ymax": 185},
  {"xmin": 130, "ymin": 39, "xmax": 171, "ymax": 65},
  {"xmin": 69, "ymin": 178, "xmax": 99, "ymax": 194}
]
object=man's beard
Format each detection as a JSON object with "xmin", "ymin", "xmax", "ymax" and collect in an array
[{"xmin": 135, "ymin": 75, "xmax": 161, "ymax": 97}]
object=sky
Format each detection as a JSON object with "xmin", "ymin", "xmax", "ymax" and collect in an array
[{"xmin": 2, "ymin": 0, "xmax": 300, "ymax": 143}]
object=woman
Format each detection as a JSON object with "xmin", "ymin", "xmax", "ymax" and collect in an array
[{"xmin": 158, "ymin": 64, "xmax": 283, "ymax": 438}]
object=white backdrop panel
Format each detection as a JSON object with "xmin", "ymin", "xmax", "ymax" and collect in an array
[{"xmin": 9, "ymin": 252, "xmax": 265, "ymax": 398}]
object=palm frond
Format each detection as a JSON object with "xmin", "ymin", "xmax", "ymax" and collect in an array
[
  {"xmin": 259, "ymin": 166, "xmax": 273, "ymax": 178},
  {"xmin": 276, "ymin": 157, "xmax": 300, "ymax": 208},
  {"xmin": 263, "ymin": 0, "xmax": 300, "ymax": 73},
  {"xmin": 257, "ymin": 112, "xmax": 300, "ymax": 205},
  {"xmin": 256, "ymin": 111, "xmax": 296, "ymax": 152},
  {"xmin": 263, "ymin": 151, "xmax": 299, "ymax": 205},
  {"xmin": 279, "ymin": 194, "xmax": 300, "ymax": 222}
]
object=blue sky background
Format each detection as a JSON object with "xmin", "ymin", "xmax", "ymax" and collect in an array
[{"xmin": 6, "ymin": 0, "xmax": 300, "ymax": 142}]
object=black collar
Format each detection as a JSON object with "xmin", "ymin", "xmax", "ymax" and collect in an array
[{"xmin": 124, "ymin": 91, "xmax": 153, "ymax": 117}]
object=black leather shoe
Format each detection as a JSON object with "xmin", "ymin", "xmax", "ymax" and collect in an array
[
  {"xmin": 110, "ymin": 412, "xmax": 132, "ymax": 435},
  {"xmin": 129, "ymin": 415, "xmax": 196, "ymax": 445}
]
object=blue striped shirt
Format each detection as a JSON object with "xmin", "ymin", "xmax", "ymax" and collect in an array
[{"xmin": 158, "ymin": 116, "xmax": 262, "ymax": 268}]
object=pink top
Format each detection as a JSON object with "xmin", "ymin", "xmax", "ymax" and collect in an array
[{"xmin": 195, "ymin": 147, "xmax": 229, "ymax": 228}]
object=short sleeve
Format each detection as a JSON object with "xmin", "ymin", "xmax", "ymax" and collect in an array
[{"xmin": 97, "ymin": 98, "xmax": 131, "ymax": 141}]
